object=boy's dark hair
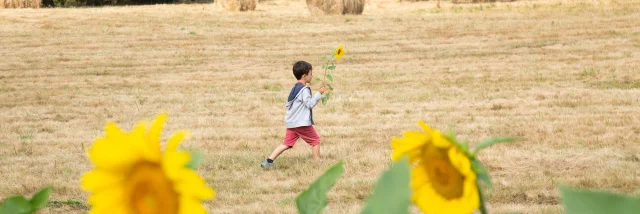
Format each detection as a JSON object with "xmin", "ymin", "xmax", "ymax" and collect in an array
[{"xmin": 293, "ymin": 61, "xmax": 312, "ymax": 80}]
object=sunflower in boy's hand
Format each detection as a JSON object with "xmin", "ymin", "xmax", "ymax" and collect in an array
[
  {"xmin": 334, "ymin": 45, "xmax": 345, "ymax": 60},
  {"xmin": 317, "ymin": 45, "xmax": 344, "ymax": 105}
]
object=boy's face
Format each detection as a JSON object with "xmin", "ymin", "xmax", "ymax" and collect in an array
[{"xmin": 303, "ymin": 69, "xmax": 313, "ymax": 84}]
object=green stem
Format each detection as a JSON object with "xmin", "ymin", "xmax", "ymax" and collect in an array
[{"xmin": 323, "ymin": 59, "xmax": 328, "ymax": 86}]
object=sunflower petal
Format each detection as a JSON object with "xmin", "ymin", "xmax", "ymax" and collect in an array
[
  {"xmin": 412, "ymin": 183, "xmax": 441, "ymax": 213},
  {"xmin": 162, "ymin": 151, "xmax": 191, "ymax": 180},
  {"xmin": 403, "ymin": 131, "xmax": 430, "ymax": 142},
  {"xmin": 448, "ymin": 147, "xmax": 472, "ymax": 175},
  {"xmin": 174, "ymin": 170, "xmax": 216, "ymax": 200},
  {"xmin": 391, "ymin": 137, "xmax": 425, "ymax": 161},
  {"xmin": 104, "ymin": 122, "xmax": 125, "ymax": 140},
  {"xmin": 88, "ymin": 137, "xmax": 140, "ymax": 172},
  {"xmin": 87, "ymin": 185, "xmax": 128, "ymax": 210},
  {"xmin": 463, "ymin": 179, "xmax": 480, "ymax": 210},
  {"xmin": 410, "ymin": 164, "xmax": 430, "ymax": 191},
  {"xmin": 81, "ymin": 170, "xmax": 124, "ymax": 192},
  {"xmin": 407, "ymin": 149, "xmax": 422, "ymax": 164},
  {"xmin": 146, "ymin": 113, "xmax": 166, "ymax": 159},
  {"xmin": 129, "ymin": 121, "xmax": 162, "ymax": 163},
  {"xmin": 464, "ymin": 178, "xmax": 480, "ymax": 199},
  {"xmin": 179, "ymin": 196, "xmax": 207, "ymax": 214},
  {"xmin": 166, "ymin": 131, "xmax": 189, "ymax": 153},
  {"xmin": 431, "ymin": 133, "xmax": 452, "ymax": 148},
  {"xmin": 417, "ymin": 121, "xmax": 435, "ymax": 134}
]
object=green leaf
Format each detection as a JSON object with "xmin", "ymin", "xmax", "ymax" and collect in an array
[
  {"xmin": 322, "ymin": 56, "xmax": 328, "ymax": 61},
  {"xmin": 186, "ymin": 151, "xmax": 203, "ymax": 170},
  {"xmin": 327, "ymin": 84, "xmax": 333, "ymax": 91},
  {"xmin": 560, "ymin": 186, "xmax": 640, "ymax": 214},
  {"xmin": 315, "ymin": 78, "xmax": 322, "ymax": 82},
  {"xmin": 361, "ymin": 157, "xmax": 411, "ymax": 214},
  {"xmin": 321, "ymin": 96, "xmax": 327, "ymax": 105},
  {"xmin": 322, "ymin": 64, "xmax": 327, "ymax": 69},
  {"xmin": 29, "ymin": 187, "xmax": 52, "ymax": 210},
  {"xmin": 477, "ymin": 184, "xmax": 488, "ymax": 214},
  {"xmin": 474, "ymin": 137, "xmax": 516, "ymax": 154},
  {"xmin": 328, "ymin": 65, "xmax": 336, "ymax": 70},
  {"xmin": 326, "ymin": 74, "xmax": 333, "ymax": 82},
  {"xmin": 472, "ymin": 159, "xmax": 493, "ymax": 189},
  {"xmin": 296, "ymin": 160, "xmax": 345, "ymax": 214},
  {"xmin": 0, "ymin": 196, "xmax": 33, "ymax": 214}
]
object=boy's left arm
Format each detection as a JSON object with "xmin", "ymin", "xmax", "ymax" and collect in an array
[{"xmin": 300, "ymin": 88, "xmax": 323, "ymax": 109}]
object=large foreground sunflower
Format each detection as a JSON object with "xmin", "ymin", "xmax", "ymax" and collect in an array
[
  {"xmin": 81, "ymin": 113, "xmax": 215, "ymax": 214},
  {"xmin": 391, "ymin": 121, "xmax": 479, "ymax": 214}
]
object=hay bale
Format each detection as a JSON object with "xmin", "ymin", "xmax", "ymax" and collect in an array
[
  {"xmin": 215, "ymin": 0, "xmax": 256, "ymax": 11},
  {"xmin": 306, "ymin": 0, "xmax": 343, "ymax": 15},
  {"xmin": 306, "ymin": 0, "xmax": 365, "ymax": 15},
  {"xmin": 0, "ymin": 0, "xmax": 41, "ymax": 8},
  {"xmin": 452, "ymin": 0, "xmax": 515, "ymax": 3},
  {"xmin": 342, "ymin": 0, "xmax": 364, "ymax": 14}
]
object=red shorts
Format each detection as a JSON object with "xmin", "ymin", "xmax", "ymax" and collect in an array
[{"xmin": 283, "ymin": 126, "xmax": 320, "ymax": 147}]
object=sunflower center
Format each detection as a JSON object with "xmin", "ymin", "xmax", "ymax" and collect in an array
[
  {"xmin": 126, "ymin": 162, "xmax": 179, "ymax": 214},
  {"xmin": 422, "ymin": 145, "xmax": 464, "ymax": 200}
]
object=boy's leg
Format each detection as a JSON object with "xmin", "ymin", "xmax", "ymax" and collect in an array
[
  {"xmin": 312, "ymin": 145, "xmax": 320, "ymax": 162},
  {"xmin": 298, "ymin": 126, "xmax": 321, "ymax": 162},
  {"xmin": 268, "ymin": 128, "xmax": 299, "ymax": 160},
  {"xmin": 268, "ymin": 144, "xmax": 291, "ymax": 160}
]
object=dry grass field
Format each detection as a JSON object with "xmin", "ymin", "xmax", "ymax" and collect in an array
[{"xmin": 1, "ymin": 0, "xmax": 639, "ymax": 213}]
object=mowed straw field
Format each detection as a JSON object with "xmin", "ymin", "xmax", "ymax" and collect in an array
[{"xmin": 1, "ymin": 0, "xmax": 640, "ymax": 213}]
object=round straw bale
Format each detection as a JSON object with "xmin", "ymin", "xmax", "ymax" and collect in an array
[
  {"xmin": 306, "ymin": 0, "xmax": 343, "ymax": 15},
  {"xmin": 0, "ymin": 0, "xmax": 41, "ymax": 8},
  {"xmin": 342, "ymin": 0, "xmax": 364, "ymax": 14},
  {"xmin": 452, "ymin": 0, "xmax": 515, "ymax": 3},
  {"xmin": 215, "ymin": 0, "xmax": 256, "ymax": 11}
]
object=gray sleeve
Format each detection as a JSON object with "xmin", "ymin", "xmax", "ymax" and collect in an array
[{"xmin": 300, "ymin": 87, "xmax": 323, "ymax": 109}]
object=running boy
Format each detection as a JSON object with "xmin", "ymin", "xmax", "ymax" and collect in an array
[{"xmin": 261, "ymin": 61, "xmax": 326, "ymax": 168}]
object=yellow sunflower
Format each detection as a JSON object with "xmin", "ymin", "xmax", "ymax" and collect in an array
[
  {"xmin": 334, "ymin": 45, "xmax": 345, "ymax": 60},
  {"xmin": 391, "ymin": 121, "xmax": 479, "ymax": 214},
  {"xmin": 81, "ymin": 113, "xmax": 215, "ymax": 214}
]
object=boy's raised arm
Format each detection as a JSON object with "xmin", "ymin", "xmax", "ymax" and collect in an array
[{"xmin": 300, "ymin": 87, "xmax": 323, "ymax": 109}]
